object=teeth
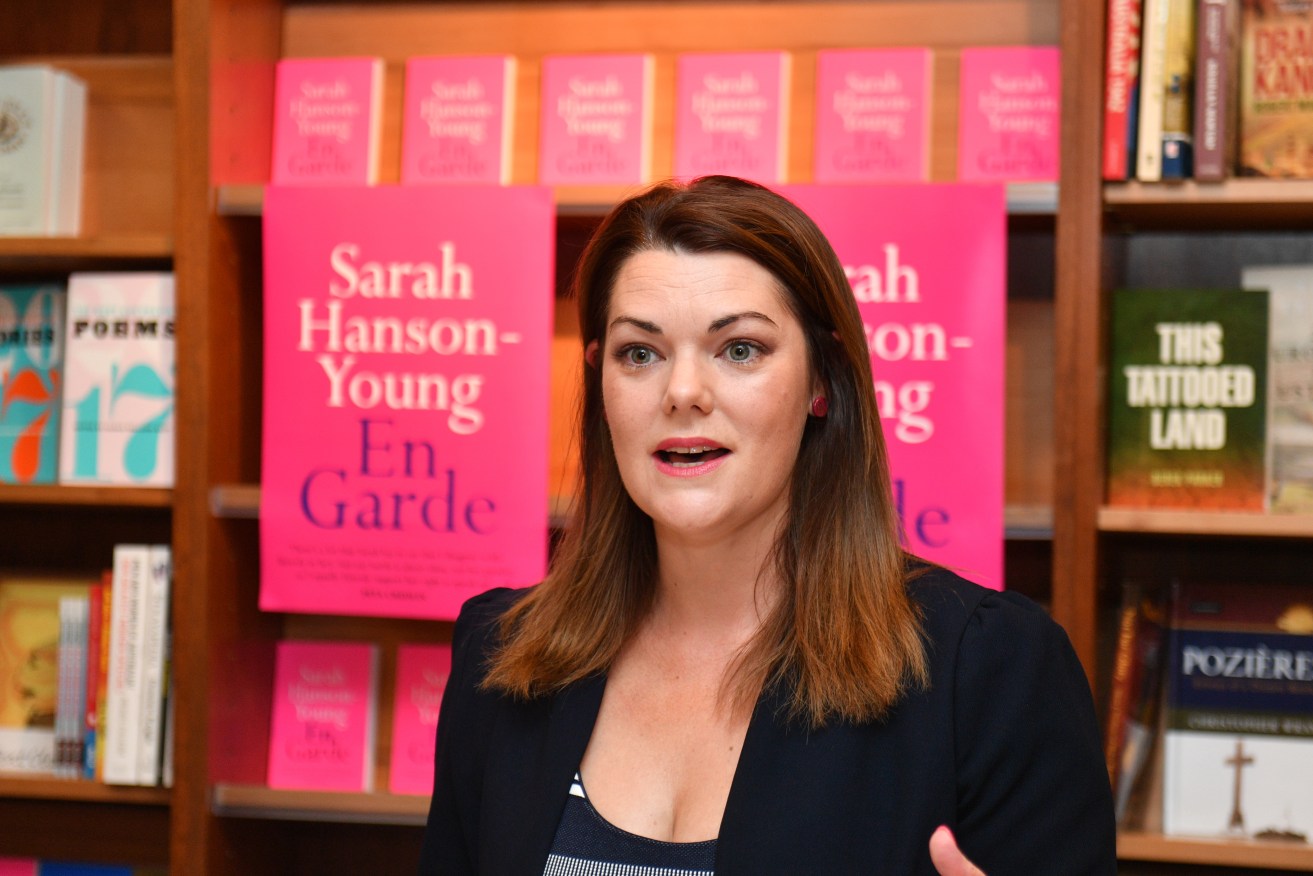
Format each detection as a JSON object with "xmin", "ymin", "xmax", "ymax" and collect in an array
[{"xmin": 667, "ymin": 445, "xmax": 715, "ymax": 454}]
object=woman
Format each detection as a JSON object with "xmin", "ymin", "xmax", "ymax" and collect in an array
[{"xmin": 420, "ymin": 176, "xmax": 1115, "ymax": 875}]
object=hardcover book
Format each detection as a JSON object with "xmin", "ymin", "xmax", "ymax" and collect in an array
[
  {"xmin": 1163, "ymin": 581, "xmax": 1313, "ymax": 841},
  {"xmin": 1, "ymin": 284, "xmax": 65, "ymax": 484},
  {"xmin": 0, "ymin": 65, "xmax": 86, "ymax": 236},
  {"xmin": 1106, "ymin": 288, "xmax": 1268, "ymax": 510},
  {"xmin": 1194, "ymin": 0, "xmax": 1241, "ymax": 180},
  {"xmin": 1239, "ymin": 0, "xmax": 1313, "ymax": 177},
  {"xmin": 1137, "ymin": 0, "xmax": 1170, "ymax": 181},
  {"xmin": 388, "ymin": 643, "xmax": 451, "ymax": 795},
  {"xmin": 58, "ymin": 273, "xmax": 175, "ymax": 487},
  {"xmin": 0, "ymin": 576, "xmax": 91, "ymax": 775},
  {"xmin": 779, "ymin": 184, "xmax": 1006, "ymax": 589},
  {"xmin": 1104, "ymin": 0, "xmax": 1145, "ymax": 180},
  {"xmin": 135, "ymin": 545, "xmax": 171, "ymax": 785},
  {"xmin": 1159, "ymin": 0, "xmax": 1197, "ymax": 178},
  {"xmin": 101, "ymin": 545, "xmax": 149, "ymax": 785},
  {"xmin": 1241, "ymin": 264, "xmax": 1313, "ymax": 512},
  {"xmin": 267, "ymin": 640, "xmax": 379, "ymax": 793},
  {"xmin": 813, "ymin": 49, "xmax": 930, "ymax": 183},
  {"xmin": 271, "ymin": 57, "xmax": 384, "ymax": 185},
  {"xmin": 260, "ymin": 186, "xmax": 553, "ymax": 620},
  {"xmin": 401, "ymin": 56, "xmax": 515, "ymax": 185},
  {"xmin": 674, "ymin": 51, "xmax": 791, "ymax": 183},
  {"xmin": 957, "ymin": 46, "xmax": 1061, "ymax": 182},
  {"xmin": 538, "ymin": 54, "xmax": 653, "ymax": 185},
  {"xmin": 1106, "ymin": 581, "xmax": 1170, "ymax": 826},
  {"xmin": 54, "ymin": 594, "xmax": 88, "ymax": 779}
]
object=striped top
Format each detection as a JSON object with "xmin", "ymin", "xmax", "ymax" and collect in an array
[{"xmin": 542, "ymin": 773, "xmax": 717, "ymax": 876}]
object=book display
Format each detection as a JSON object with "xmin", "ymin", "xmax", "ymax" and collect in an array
[{"xmin": 673, "ymin": 51, "xmax": 790, "ymax": 182}]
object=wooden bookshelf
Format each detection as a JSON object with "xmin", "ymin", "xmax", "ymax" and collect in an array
[
  {"xmin": 212, "ymin": 784, "xmax": 427, "ymax": 826},
  {"xmin": 1104, "ymin": 179, "xmax": 1313, "ymax": 229},
  {"xmin": 0, "ymin": 775, "xmax": 171, "ymax": 806},
  {"xmin": 0, "ymin": 484, "xmax": 173, "ymax": 508},
  {"xmin": 1118, "ymin": 832, "xmax": 1313, "ymax": 872},
  {"xmin": 1098, "ymin": 508, "xmax": 1313, "ymax": 538},
  {"xmin": 0, "ymin": 234, "xmax": 172, "ymax": 261}
]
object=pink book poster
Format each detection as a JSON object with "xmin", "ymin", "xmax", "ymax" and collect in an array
[
  {"xmin": 267, "ymin": 640, "xmax": 378, "ymax": 792},
  {"xmin": 779, "ymin": 184, "xmax": 1006, "ymax": 589},
  {"xmin": 260, "ymin": 185, "xmax": 555, "ymax": 619},
  {"xmin": 814, "ymin": 49, "xmax": 931, "ymax": 183},
  {"xmin": 388, "ymin": 643, "xmax": 451, "ymax": 795},
  {"xmin": 402, "ymin": 56, "xmax": 515, "ymax": 185},
  {"xmin": 957, "ymin": 46, "xmax": 1061, "ymax": 182},
  {"xmin": 271, "ymin": 57, "xmax": 383, "ymax": 185},
  {"xmin": 674, "ymin": 52, "xmax": 790, "ymax": 182},
  {"xmin": 538, "ymin": 54, "xmax": 653, "ymax": 185}
]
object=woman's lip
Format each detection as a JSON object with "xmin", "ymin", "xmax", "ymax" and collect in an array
[
  {"xmin": 652, "ymin": 449, "xmax": 731, "ymax": 478},
  {"xmin": 655, "ymin": 437, "xmax": 723, "ymax": 452}
]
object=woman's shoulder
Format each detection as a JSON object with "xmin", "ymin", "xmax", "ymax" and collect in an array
[
  {"xmin": 905, "ymin": 564, "xmax": 1068, "ymax": 659},
  {"xmin": 452, "ymin": 585, "xmax": 533, "ymax": 657}
]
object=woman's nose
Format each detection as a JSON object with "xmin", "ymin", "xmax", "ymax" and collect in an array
[{"xmin": 661, "ymin": 353, "xmax": 714, "ymax": 414}]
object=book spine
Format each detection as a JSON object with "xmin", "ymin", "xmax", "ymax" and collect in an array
[
  {"xmin": 1137, "ymin": 0, "xmax": 1170, "ymax": 180},
  {"xmin": 135, "ymin": 545, "xmax": 171, "ymax": 785},
  {"xmin": 102, "ymin": 545, "xmax": 148, "ymax": 784},
  {"xmin": 1160, "ymin": 0, "xmax": 1197, "ymax": 177},
  {"xmin": 82, "ymin": 573, "xmax": 105, "ymax": 780},
  {"xmin": 1105, "ymin": 0, "xmax": 1146, "ymax": 180},
  {"xmin": 1193, "ymin": 0, "xmax": 1239, "ymax": 179},
  {"xmin": 1105, "ymin": 586, "xmax": 1141, "ymax": 782},
  {"xmin": 56, "ymin": 596, "xmax": 75, "ymax": 778},
  {"xmin": 93, "ymin": 577, "xmax": 112, "ymax": 781}
]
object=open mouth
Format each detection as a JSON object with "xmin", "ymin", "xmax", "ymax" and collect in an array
[{"xmin": 656, "ymin": 446, "xmax": 731, "ymax": 468}]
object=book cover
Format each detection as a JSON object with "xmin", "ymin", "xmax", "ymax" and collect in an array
[
  {"xmin": 1163, "ymin": 581, "xmax": 1313, "ymax": 841},
  {"xmin": 267, "ymin": 640, "xmax": 379, "ymax": 792},
  {"xmin": 135, "ymin": 545, "xmax": 170, "ymax": 785},
  {"xmin": 401, "ymin": 56, "xmax": 515, "ymax": 185},
  {"xmin": 538, "ymin": 54, "xmax": 653, "ymax": 185},
  {"xmin": 1106, "ymin": 288, "xmax": 1268, "ymax": 509},
  {"xmin": 271, "ymin": 57, "xmax": 384, "ymax": 185},
  {"xmin": 1, "ymin": 283, "xmax": 65, "ymax": 484},
  {"xmin": 1138, "ymin": 0, "xmax": 1171, "ymax": 181},
  {"xmin": 0, "ymin": 65, "xmax": 86, "ymax": 236},
  {"xmin": 0, "ymin": 860, "xmax": 35, "ymax": 876},
  {"xmin": 813, "ymin": 49, "xmax": 930, "ymax": 183},
  {"xmin": 1239, "ymin": 0, "xmax": 1313, "ymax": 177},
  {"xmin": 1241, "ymin": 264, "xmax": 1313, "ymax": 511},
  {"xmin": 58, "ymin": 272, "xmax": 175, "ymax": 487},
  {"xmin": 1194, "ymin": 0, "xmax": 1241, "ymax": 180},
  {"xmin": 388, "ymin": 643, "xmax": 451, "ymax": 795},
  {"xmin": 1160, "ymin": 0, "xmax": 1197, "ymax": 177},
  {"xmin": 1105, "ymin": 0, "xmax": 1146, "ymax": 180},
  {"xmin": 0, "ymin": 577, "xmax": 91, "ymax": 775},
  {"xmin": 101, "ymin": 545, "xmax": 149, "ymax": 785},
  {"xmin": 35, "ymin": 864, "xmax": 134, "ymax": 876},
  {"xmin": 778, "ymin": 184, "xmax": 1007, "ymax": 589},
  {"xmin": 1106, "ymin": 581, "xmax": 1170, "ymax": 826},
  {"xmin": 674, "ymin": 51, "xmax": 791, "ymax": 183},
  {"xmin": 260, "ymin": 185, "xmax": 553, "ymax": 620},
  {"xmin": 957, "ymin": 46, "xmax": 1061, "ymax": 182}
]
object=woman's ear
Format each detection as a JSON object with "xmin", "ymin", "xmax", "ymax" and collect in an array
[{"xmin": 585, "ymin": 340, "xmax": 599, "ymax": 368}]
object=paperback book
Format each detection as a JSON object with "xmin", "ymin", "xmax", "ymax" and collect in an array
[
  {"xmin": 260, "ymin": 185, "xmax": 554, "ymax": 620},
  {"xmin": 538, "ymin": 54, "xmax": 653, "ymax": 185},
  {"xmin": 1158, "ymin": 0, "xmax": 1197, "ymax": 178},
  {"xmin": 1239, "ymin": 0, "xmax": 1313, "ymax": 177},
  {"xmin": 401, "ymin": 56, "xmax": 515, "ymax": 185},
  {"xmin": 1106, "ymin": 288, "xmax": 1268, "ymax": 510},
  {"xmin": 1163, "ymin": 581, "xmax": 1313, "ymax": 841},
  {"xmin": 1106, "ymin": 581, "xmax": 1170, "ymax": 826},
  {"xmin": 1, "ymin": 284, "xmax": 65, "ymax": 484},
  {"xmin": 388, "ymin": 643, "xmax": 451, "ymax": 795},
  {"xmin": 674, "ymin": 51, "xmax": 790, "ymax": 183},
  {"xmin": 58, "ymin": 272, "xmax": 175, "ymax": 487},
  {"xmin": 957, "ymin": 46, "xmax": 1061, "ymax": 182},
  {"xmin": 1241, "ymin": 264, "xmax": 1313, "ymax": 512},
  {"xmin": 1137, "ymin": 0, "xmax": 1171, "ymax": 180},
  {"xmin": 101, "ymin": 545, "xmax": 148, "ymax": 785},
  {"xmin": 267, "ymin": 640, "xmax": 379, "ymax": 792},
  {"xmin": 53, "ymin": 593, "xmax": 88, "ymax": 779},
  {"xmin": 271, "ymin": 57, "xmax": 384, "ymax": 185},
  {"xmin": 779, "ymin": 184, "xmax": 1006, "ymax": 589},
  {"xmin": 1104, "ymin": 0, "xmax": 1145, "ymax": 180},
  {"xmin": 0, "ymin": 65, "xmax": 86, "ymax": 236},
  {"xmin": 813, "ymin": 49, "xmax": 930, "ymax": 183},
  {"xmin": 1194, "ymin": 0, "xmax": 1241, "ymax": 181}
]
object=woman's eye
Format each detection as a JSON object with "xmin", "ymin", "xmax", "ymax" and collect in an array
[
  {"xmin": 621, "ymin": 345, "xmax": 656, "ymax": 366},
  {"xmin": 724, "ymin": 341, "xmax": 760, "ymax": 363}
]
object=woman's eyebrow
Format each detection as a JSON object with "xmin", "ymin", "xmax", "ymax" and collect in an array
[
  {"xmin": 708, "ymin": 311, "xmax": 778, "ymax": 333},
  {"xmin": 608, "ymin": 315, "xmax": 662, "ymax": 334}
]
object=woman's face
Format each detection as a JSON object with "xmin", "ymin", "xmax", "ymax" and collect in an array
[{"xmin": 601, "ymin": 247, "xmax": 818, "ymax": 549}]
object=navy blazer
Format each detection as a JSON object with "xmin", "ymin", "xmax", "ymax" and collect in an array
[{"xmin": 419, "ymin": 569, "xmax": 1116, "ymax": 874}]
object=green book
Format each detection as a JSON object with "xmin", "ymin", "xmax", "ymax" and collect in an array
[{"xmin": 1107, "ymin": 288, "xmax": 1269, "ymax": 509}]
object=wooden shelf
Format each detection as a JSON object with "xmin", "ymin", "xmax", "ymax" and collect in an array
[
  {"xmin": 0, "ymin": 484, "xmax": 173, "ymax": 508},
  {"xmin": 216, "ymin": 182, "xmax": 1058, "ymax": 219},
  {"xmin": 1119, "ymin": 831, "xmax": 1313, "ymax": 871},
  {"xmin": 1098, "ymin": 507, "xmax": 1313, "ymax": 538},
  {"xmin": 1104, "ymin": 179, "xmax": 1313, "ymax": 229},
  {"xmin": 211, "ymin": 784, "xmax": 427, "ymax": 826},
  {"xmin": 0, "ymin": 234, "xmax": 173, "ymax": 261},
  {"xmin": 0, "ymin": 775, "xmax": 171, "ymax": 806}
]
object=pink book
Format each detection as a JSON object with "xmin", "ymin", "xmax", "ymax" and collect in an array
[
  {"xmin": 538, "ymin": 54, "xmax": 653, "ymax": 185},
  {"xmin": 388, "ymin": 644, "xmax": 452, "ymax": 795},
  {"xmin": 260, "ymin": 185, "xmax": 554, "ymax": 620},
  {"xmin": 0, "ymin": 860, "xmax": 36, "ymax": 876},
  {"xmin": 271, "ymin": 57, "xmax": 384, "ymax": 185},
  {"xmin": 814, "ymin": 49, "xmax": 931, "ymax": 183},
  {"xmin": 266, "ymin": 640, "xmax": 379, "ymax": 792},
  {"xmin": 957, "ymin": 46, "xmax": 1061, "ymax": 182},
  {"xmin": 402, "ymin": 56, "xmax": 516, "ymax": 185},
  {"xmin": 780, "ymin": 184, "xmax": 1007, "ymax": 590},
  {"xmin": 674, "ymin": 52, "xmax": 790, "ymax": 182}
]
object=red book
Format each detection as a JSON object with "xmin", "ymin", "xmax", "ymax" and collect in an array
[
  {"xmin": 387, "ymin": 644, "xmax": 451, "ymax": 795},
  {"xmin": 1104, "ymin": 0, "xmax": 1145, "ymax": 179}
]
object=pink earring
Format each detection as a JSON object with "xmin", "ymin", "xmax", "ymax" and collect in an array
[{"xmin": 810, "ymin": 396, "xmax": 829, "ymax": 418}]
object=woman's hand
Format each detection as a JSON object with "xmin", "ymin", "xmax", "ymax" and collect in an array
[{"xmin": 929, "ymin": 825, "xmax": 986, "ymax": 876}]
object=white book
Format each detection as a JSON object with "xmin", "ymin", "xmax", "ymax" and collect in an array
[
  {"xmin": 135, "ymin": 544, "xmax": 171, "ymax": 785},
  {"xmin": 102, "ymin": 544, "xmax": 150, "ymax": 784},
  {"xmin": 1136, "ymin": 0, "xmax": 1169, "ymax": 182},
  {"xmin": 55, "ymin": 595, "xmax": 89, "ymax": 779},
  {"xmin": 0, "ymin": 65, "xmax": 87, "ymax": 235}
]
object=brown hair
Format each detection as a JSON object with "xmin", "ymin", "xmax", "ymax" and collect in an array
[{"xmin": 483, "ymin": 176, "xmax": 928, "ymax": 727}]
